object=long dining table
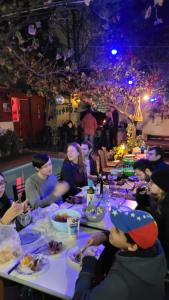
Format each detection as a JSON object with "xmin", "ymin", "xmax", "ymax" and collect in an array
[{"xmin": 0, "ymin": 183, "xmax": 137, "ymax": 300}]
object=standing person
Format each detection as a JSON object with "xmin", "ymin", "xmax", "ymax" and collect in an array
[
  {"xmin": 147, "ymin": 146, "xmax": 168, "ymax": 171},
  {"xmin": 81, "ymin": 141, "xmax": 98, "ymax": 183},
  {"xmin": 112, "ymin": 108, "xmax": 119, "ymax": 146},
  {"xmin": 61, "ymin": 143, "xmax": 87, "ymax": 196},
  {"xmin": 101, "ymin": 113, "xmax": 113, "ymax": 150},
  {"xmin": 0, "ymin": 173, "xmax": 28, "ymax": 225},
  {"xmin": 25, "ymin": 153, "xmax": 69, "ymax": 209},
  {"xmin": 80, "ymin": 108, "xmax": 97, "ymax": 145},
  {"xmin": 72, "ymin": 209, "xmax": 166, "ymax": 300},
  {"xmin": 65, "ymin": 120, "xmax": 75, "ymax": 144}
]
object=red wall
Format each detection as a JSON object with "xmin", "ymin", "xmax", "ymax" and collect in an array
[{"xmin": 0, "ymin": 88, "xmax": 46, "ymax": 145}]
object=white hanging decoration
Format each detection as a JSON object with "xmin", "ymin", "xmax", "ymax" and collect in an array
[
  {"xmin": 154, "ymin": 0, "xmax": 164, "ymax": 6},
  {"xmin": 28, "ymin": 24, "xmax": 37, "ymax": 36},
  {"xmin": 56, "ymin": 53, "xmax": 62, "ymax": 60},
  {"xmin": 145, "ymin": 6, "xmax": 152, "ymax": 19},
  {"xmin": 84, "ymin": 0, "xmax": 92, "ymax": 6},
  {"xmin": 55, "ymin": 95, "xmax": 64, "ymax": 105},
  {"xmin": 35, "ymin": 21, "xmax": 41, "ymax": 28}
]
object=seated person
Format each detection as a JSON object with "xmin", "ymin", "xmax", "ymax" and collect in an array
[
  {"xmin": 25, "ymin": 153, "xmax": 69, "ymax": 209},
  {"xmin": 150, "ymin": 168, "xmax": 169, "ymax": 268},
  {"xmin": 147, "ymin": 146, "xmax": 168, "ymax": 171},
  {"xmin": 132, "ymin": 159, "xmax": 154, "ymax": 210},
  {"xmin": 61, "ymin": 143, "xmax": 87, "ymax": 196},
  {"xmin": 0, "ymin": 173, "xmax": 28, "ymax": 225},
  {"xmin": 81, "ymin": 141, "xmax": 98, "ymax": 183},
  {"xmin": 133, "ymin": 159, "xmax": 154, "ymax": 183},
  {"xmin": 73, "ymin": 209, "xmax": 166, "ymax": 300}
]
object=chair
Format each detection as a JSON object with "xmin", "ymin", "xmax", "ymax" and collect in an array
[
  {"xmin": 98, "ymin": 150, "xmax": 112, "ymax": 174},
  {"xmin": 12, "ymin": 182, "xmax": 26, "ymax": 202}
]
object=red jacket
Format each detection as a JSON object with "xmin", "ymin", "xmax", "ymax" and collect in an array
[{"xmin": 81, "ymin": 113, "xmax": 97, "ymax": 135}]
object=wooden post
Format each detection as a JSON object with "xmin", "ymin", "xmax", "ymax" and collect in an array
[{"xmin": 0, "ymin": 279, "xmax": 4, "ymax": 300}]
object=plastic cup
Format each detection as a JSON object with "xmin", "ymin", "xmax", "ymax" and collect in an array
[{"xmin": 67, "ymin": 217, "xmax": 80, "ymax": 239}]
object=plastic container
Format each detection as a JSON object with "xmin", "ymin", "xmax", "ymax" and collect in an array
[{"xmin": 50, "ymin": 209, "xmax": 81, "ymax": 232}]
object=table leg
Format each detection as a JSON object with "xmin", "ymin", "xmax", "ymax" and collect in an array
[{"xmin": 0, "ymin": 279, "xmax": 4, "ymax": 300}]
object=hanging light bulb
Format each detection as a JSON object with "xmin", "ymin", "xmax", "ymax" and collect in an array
[{"xmin": 55, "ymin": 95, "xmax": 64, "ymax": 104}]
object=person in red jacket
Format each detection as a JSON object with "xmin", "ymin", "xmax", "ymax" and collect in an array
[{"xmin": 81, "ymin": 109, "xmax": 97, "ymax": 145}]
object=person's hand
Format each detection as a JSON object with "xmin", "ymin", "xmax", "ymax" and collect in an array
[
  {"xmin": 81, "ymin": 247, "xmax": 98, "ymax": 259},
  {"xmin": 53, "ymin": 181, "xmax": 69, "ymax": 197},
  {"xmin": 22, "ymin": 200, "xmax": 31, "ymax": 213},
  {"xmin": 1, "ymin": 202, "xmax": 24, "ymax": 224},
  {"xmin": 86, "ymin": 232, "xmax": 108, "ymax": 247}
]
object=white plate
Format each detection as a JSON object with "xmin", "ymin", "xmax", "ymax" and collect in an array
[
  {"xmin": 16, "ymin": 254, "xmax": 49, "ymax": 276},
  {"xmin": 67, "ymin": 246, "xmax": 103, "ymax": 270}
]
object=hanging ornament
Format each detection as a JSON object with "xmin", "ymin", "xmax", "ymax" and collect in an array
[
  {"xmin": 55, "ymin": 95, "xmax": 64, "ymax": 104},
  {"xmin": 28, "ymin": 24, "xmax": 37, "ymax": 36},
  {"xmin": 133, "ymin": 98, "xmax": 143, "ymax": 122},
  {"xmin": 144, "ymin": 6, "xmax": 152, "ymax": 19},
  {"xmin": 154, "ymin": 0, "xmax": 164, "ymax": 6},
  {"xmin": 84, "ymin": 0, "xmax": 92, "ymax": 6}
]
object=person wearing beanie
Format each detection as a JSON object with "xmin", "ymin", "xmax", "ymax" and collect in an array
[
  {"xmin": 72, "ymin": 209, "xmax": 167, "ymax": 300},
  {"xmin": 149, "ymin": 168, "xmax": 169, "ymax": 268}
]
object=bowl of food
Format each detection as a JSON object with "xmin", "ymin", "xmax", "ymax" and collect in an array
[
  {"xmin": 84, "ymin": 205, "xmax": 105, "ymax": 223},
  {"xmin": 50, "ymin": 209, "xmax": 81, "ymax": 232}
]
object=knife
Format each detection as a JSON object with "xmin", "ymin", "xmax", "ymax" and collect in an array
[{"xmin": 7, "ymin": 244, "xmax": 45, "ymax": 274}]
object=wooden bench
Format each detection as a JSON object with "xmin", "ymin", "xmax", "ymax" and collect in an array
[{"xmin": 145, "ymin": 135, "xmax": 169, "ymax": 151}]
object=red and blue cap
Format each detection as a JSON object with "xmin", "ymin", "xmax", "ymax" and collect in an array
[{"xmin": 110, "ymin": 208, "xmax": 158, "ymax": 249}]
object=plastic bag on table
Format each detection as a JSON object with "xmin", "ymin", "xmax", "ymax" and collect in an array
[{"xmin": 0, "ymin": 225, "xmax": 22, "ymax": 264}]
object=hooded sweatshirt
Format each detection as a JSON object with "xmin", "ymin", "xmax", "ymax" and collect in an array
[
  {"xmin": 72, "ymin": 241, "xmax": 167, "ymax": 300},
  {"xmin": 80, "ymin": 113, "xmax": 97, "ymax": 136}
]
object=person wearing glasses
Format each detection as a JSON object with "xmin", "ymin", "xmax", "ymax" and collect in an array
[{"xmin": 0, "ymin": 172, "xmax": 26, "ymax": 225}]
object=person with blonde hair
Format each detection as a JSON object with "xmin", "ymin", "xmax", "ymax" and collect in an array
[{"xmin": 61, "ymin": 143, "xmax": 87, "ymax": 196}]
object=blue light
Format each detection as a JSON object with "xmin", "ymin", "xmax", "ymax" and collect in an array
[
  {"xmin": 111, "ymin": 49, "xmax": 118, "ymax": 55},
  {"xmin": 150, "ymin": 98, "xmax": 157, "ymax": 102},
  {"xmin": 128, "ymin": 80, "xmax": 133, "ymax": 85}
]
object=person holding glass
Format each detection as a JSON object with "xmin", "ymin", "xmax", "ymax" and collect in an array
[{"xmin": 0, "ymin": 172, "xmax": 28, "ymax": 225}]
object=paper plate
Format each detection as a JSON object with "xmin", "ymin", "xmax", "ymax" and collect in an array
[
  {"xmin": 67, "ymin": 246, "xmax": 103, "ymax": 270},
  {"xmin": 16, "ymin": 254, "xmax": 48, "ymax": 276},
  {"xmin": 19, "ymin": 231, "xmax": 41, "ymax": 245}
]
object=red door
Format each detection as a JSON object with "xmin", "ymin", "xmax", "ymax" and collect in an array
[{"xmin": 11, "ymin": 97, "xmax": 32, "ymax": 144}]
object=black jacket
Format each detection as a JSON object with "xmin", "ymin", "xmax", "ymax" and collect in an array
[
  {"xmin": 89, "ymin": 156, "xmax": 98, "ymax": 176},
  {"xmin": 151, "ymin": 159, "xmax": 169, "ymax": 172},
  {"xmin": 73, "ymin": 241, "xmax": 167, "ymax": 300},
  {"xmin": 61, "ymin": 160, "xmax": 87, "ymax": 196},
  {"xmin": 150, "ymin": 196, "xmax": 169, "ymax": 268},
  {"xmin": 0, "ymin": 193, "xmax": 11, "ymax": 219}
]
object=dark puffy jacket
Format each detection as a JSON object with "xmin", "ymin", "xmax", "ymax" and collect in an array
[{"xmin": 72, "ymin": 241, "xmax": 167, "ymax": 300}]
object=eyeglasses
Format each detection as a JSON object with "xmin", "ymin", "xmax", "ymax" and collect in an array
[{"xmin": 0, "ymin": 180, "xmax": 7, "ymax": 186}]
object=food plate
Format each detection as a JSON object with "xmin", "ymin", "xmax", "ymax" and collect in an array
[
  {"xmin": 128, "ymin": 175, "xmax": 139, "ymax": 182},
  {"xmin": 16, "ymin": 254, "xmax": 48, "ymax": 276},
  {"xmin": 37, "ymin": 240, "xmax": 64, "ymax": 256},
  {"xmin": 19, "ymin": 231, "xmax": 41, "ymax": 245},
  {"xmin": 67, "ymin": 246, "xmax": 103, "ymax": 270}
]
